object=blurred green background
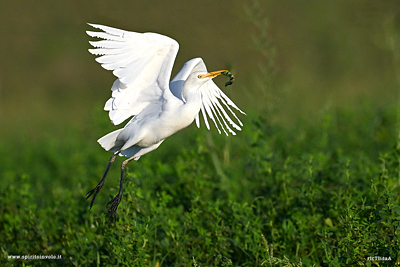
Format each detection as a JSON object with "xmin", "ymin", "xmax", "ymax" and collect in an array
[{"xmin": 1, "ymin": 0, "xmax": 399, "ymax": 139}]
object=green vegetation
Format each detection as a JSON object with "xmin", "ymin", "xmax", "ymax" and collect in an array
[{"xmin": 1, "ymin": 103, "xmax": 400, "ymax": 266}]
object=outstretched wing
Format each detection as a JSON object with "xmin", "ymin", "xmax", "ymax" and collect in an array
[
  {"xmin": 87, "ymin": 23, "xmax": 179, "ymax": 125},
  {"xmin": 170, "ymin": 58, "xmax": 245, "ymax": 136}
]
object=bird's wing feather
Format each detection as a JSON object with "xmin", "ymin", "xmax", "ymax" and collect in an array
[
  {"xmin": 87, "ymin": 23, "xmax": 179, "ymax": 125},
  {"xmin": 170, "ymin": 58, "xmax": 245, "ymax": 135}
]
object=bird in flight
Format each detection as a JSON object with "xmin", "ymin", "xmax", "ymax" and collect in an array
[{"xmin": 85, "ymin": 24, "xmax": 245, "ymax": 221}]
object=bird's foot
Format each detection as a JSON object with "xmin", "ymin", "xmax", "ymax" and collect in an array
[
  {"xmin": 86, "ymin": 180, "xmax": 105, "ymax": 209},
  {"xmin": 107, "ymin": 192, "xmax": 123, "ymax": 222}
]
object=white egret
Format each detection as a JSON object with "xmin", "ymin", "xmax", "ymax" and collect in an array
[{"xmin": 85, "ymin": 24, "xmax": 245, "ymax": 221}]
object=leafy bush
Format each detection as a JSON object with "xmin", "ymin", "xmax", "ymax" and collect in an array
[{"xmin": 1, "ymin": 103, "xmax": 400, "ymax": 266}]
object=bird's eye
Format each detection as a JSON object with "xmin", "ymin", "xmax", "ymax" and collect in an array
[{"xmin": 197, "ymin": 75, "xmax": 202, "ymax": 79}]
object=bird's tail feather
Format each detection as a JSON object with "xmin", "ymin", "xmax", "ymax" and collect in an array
[{"xmin": 97, "ymin": 129, "xmax": 124, "ymax": 152}]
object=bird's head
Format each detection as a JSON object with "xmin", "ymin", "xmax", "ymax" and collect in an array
[{"xmin": 182, "ymin": 70, "xmax": 232, "ymax": 103}]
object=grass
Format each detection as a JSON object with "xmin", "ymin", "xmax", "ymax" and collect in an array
[{"xmin": 1, "ymin": 102, "xmax": 400, "ymax": 266}]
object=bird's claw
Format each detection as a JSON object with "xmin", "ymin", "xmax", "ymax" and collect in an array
[
  {"xmin": 85, "ymin": 181, "xmax": 104, "ymax": 209},
  {"xmin": 107, "ymin": 193, "xmax": 123, "ymax": 222},
  {"xmin": 85, "ymin": 189, "xmax": 98, "ymax": 209}
]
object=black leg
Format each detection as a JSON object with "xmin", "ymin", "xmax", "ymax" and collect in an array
[
  {"xmin": 107, "ymin": 156, "xmax": 136, "ymax": 222},
  {"xmin": 86, "ymin": 150, "xmax": 120, "ymax": 209}
]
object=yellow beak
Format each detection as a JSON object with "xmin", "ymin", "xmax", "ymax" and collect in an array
[{"xmin": 201, "ymin": 70, "xmax": 229, "ymax": 79}]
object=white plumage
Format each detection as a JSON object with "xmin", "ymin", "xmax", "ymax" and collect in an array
[{"xmin": 85, "ymin": 23, "xmax": 245, "ymax": 220}]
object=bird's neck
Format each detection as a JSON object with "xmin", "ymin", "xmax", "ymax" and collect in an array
[
  {"xmin": 182, "ymin": 88, "xmax": 201, "ymax": 104},
  {"xmin": 180, "ymin": 87, "xmax": 202, "ymax": 121}
]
